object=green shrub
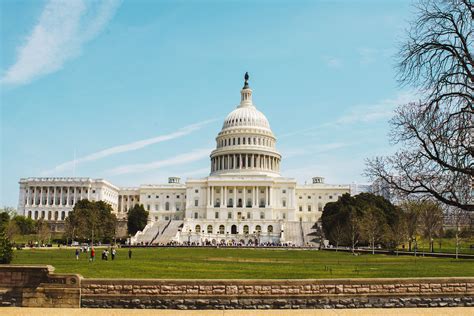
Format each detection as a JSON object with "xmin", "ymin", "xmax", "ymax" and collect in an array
[{"xmin": 0, "ymin": 233, "xmax": 13, "ymax": 264}]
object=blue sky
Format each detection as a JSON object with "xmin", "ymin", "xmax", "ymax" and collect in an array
[{"xmin": 0, "ymin": 0, "xmax": 417, "ymax": 207}]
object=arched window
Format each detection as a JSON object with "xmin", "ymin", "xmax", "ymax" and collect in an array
[
  {"xmin": 215, "ymin": 198, "xmax": 220, "ymax": 207},
  {"xmin": 243, "ymin": 225, "xmax": 249, "ymax": 234},
  {"xmin": 237, "ymin": 198, "xmax": 243, "ymax": 208},
  {"xmin": 27, "ymin": 211, "xmax": 32, "ymax": 218},
  {"xmin": 219, "ymin": 225, "xmax": 225, "ymax": 234},
  {"xmin": 228, "ymin": 198, "xmax": 233, "ymax": 207},
  {"xmin": 255, "ymin": 225, "xmax": 261, "ymax": 232},
  {"xmin": 207, "ymin": 225, "xmax": 213, "ymax": 234},
  {"xmin": 61, "ymin": 211, "xmax": 65, "ymax": 220},
  {"xmin": 54, "ymin": 211, "xmax": 58, "ymax": 220},
  {"xmin": 268, "ymin": 225, "xmax": 273, "ymax": 233},
  {"xmin": 48, "ymin": 211, "xmax": 52, "ymax": 220},
  {"xmin": 195, "ymin": 225, "xmax": 201, "ymax": 233},
  {"xmin": 165, "ymin": 202, "xmax": 170, "ymax": 210}
]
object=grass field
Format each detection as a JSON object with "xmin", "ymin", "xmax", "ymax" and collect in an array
[{"xmin": 10, "ymin": 247, "xmax": 474, "ymax": 279}]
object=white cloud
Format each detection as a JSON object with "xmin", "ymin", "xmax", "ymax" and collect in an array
[
  {"xmin": 357, "ymin": 47, "xmax": 393, "ymax": 65},
  {"xmin": 280, "ymin": 91, "xmax": 417, "ymax": 138},
  {"xmin": 41, "ymin": 118, "xmax": 218, "ymax": 175},
  {"xmin": 1, "ymin": 0, "xmax": 121, "ymax": 85},
  {"xmin": 330, "ymin": 91, "xmax": 417, "ymax": 126},
  {"xmin": 107, "ymin": 148, "xmax": 212, "ymax": 175},
  {"xmin": 324, "ymin": 56, "xmax": 343, "ymax": 69}
]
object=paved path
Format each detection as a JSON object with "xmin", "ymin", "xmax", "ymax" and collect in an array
[{"xmin": 2, "ymin": 308, "xmax": 474, "ymax": 316}]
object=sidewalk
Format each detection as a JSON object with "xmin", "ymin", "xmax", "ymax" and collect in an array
[{"xmin": 2, "ymin": 308, "xmax": 474, "ymax": 316}]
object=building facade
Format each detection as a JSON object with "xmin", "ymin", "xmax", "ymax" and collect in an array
[{"xmin": 17, "ymin": 75, "xmax": 350, "ymax": 245}]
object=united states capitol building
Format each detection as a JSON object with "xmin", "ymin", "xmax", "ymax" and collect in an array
[{"xmin": 17, "ymin": 75, "xmax": 355, "ymax": 246}]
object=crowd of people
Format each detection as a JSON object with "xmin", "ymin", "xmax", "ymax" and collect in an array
[
  {"xmin": 133, "ymin": 240, "xmax": 315, "ymax": 248},
  {"xmin": 74, "ymin": 246, "xmax": 133, "ymax": 261}
]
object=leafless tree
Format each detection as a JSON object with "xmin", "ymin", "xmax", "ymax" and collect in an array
[
  {"xmin": 401, "ymin": 201, "xmax": 421, "ymax": 251},
  {"xmin": 348, "ymin": 213, "xmax": 361, "ymax": 254},
  {"xmin": 365, "ymin": 0, "xmax": 473, "ymax": 212},
  {"xmin": 419, "ymin": 200, "xmax": 444, "ymax": 252},
  {"xmin": 361, "ymin": 210, "xmax": 387, "ymax": 254},
  {"xmin": 447, "ymin": 206, "xmax": 471, "ymax": 258},
  {"xmin": 329, "ymin": 222, "xmax": 344, "ymax": 251},
  {"xmin": 390, "ymin": 215, "xmax": 408, "ymax": 255}
]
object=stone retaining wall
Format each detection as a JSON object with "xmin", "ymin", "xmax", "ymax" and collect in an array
[
  {"xmin": 81, "ymin": 278, "xmax": 474, "ymax": 309},
  {"xmin": 0, "ymin": 265, "xmax": 81, "ymax": 308},
  {"xmin": 1, "ymin": 265, "xmax": 473, "ymax": 309}
]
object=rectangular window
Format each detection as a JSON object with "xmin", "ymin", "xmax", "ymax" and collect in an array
[
  {"xmin": 194, "ymin": 212, "xmax": 198, "ymax": 219},
  {"xmin": 329, "ymin": 195, "xmax": 333, "ymax": 199},
  {"xmin": 215, "ymin": 212, "xmax": 219, "ymax": 219},
  {"xmin": 308, "ymin": 205, "xmax": 311, "ymax": 212},
  {"xmin": 282, "ymin": 200, "xmax": 286, "ymax": 207},
  {"xmin": 195, "ymin": 189, "xmax": 199, "ymax": 193},
  {"xmin": 147, "ymin": 204, "xmax": 150, "ymax": 211},
  {"xmin": 282, "ymin": 189, "xmax": 286, "ymax": 194},
  {"xmin": 299, "ymin": 206, "xmax": 303, "ymax": 212},
  {"xmin": 247, "ymin": 212, "xmax": 251, "ymax": 219},
  {"xmin": 194, "ymin": 199, "xmax": 198, "ymax": 207},
  {"xmin": 228, "ymin": 212, "xmax": 232, "ymax": 219},
  {"xmin": 308, "ymin": 196, "xmax": 311, "ymax": 199}
]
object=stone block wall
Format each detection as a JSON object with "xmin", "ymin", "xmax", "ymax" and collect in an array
[
  {"xmin": 81, "ymin": 278, "xmax": 474, "ymax": 309},
  {"xmin": 0, "ymin": 265, "xmax": 81, "ymax": 308},
  {"xmin": 1, "ymin": 265, "xmax": 473, "ymax": 309}
]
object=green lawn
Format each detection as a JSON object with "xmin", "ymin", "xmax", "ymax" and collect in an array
[
  {"xmin": 10, "ymin": 247, "xmax": 474, "ymax": 279},
  {"xmin": 413, "ymin": 237, "xmax": 474, "ymax": 254}
]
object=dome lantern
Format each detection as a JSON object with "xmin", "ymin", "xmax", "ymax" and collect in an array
[{"xmin": 209, "ymin": 73, "xmax": 281, "ymax": 177}]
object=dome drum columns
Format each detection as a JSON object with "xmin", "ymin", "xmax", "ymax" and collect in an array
[{"xmin": 210, "ymin": 153, "xmax": 281, "ymax": 173}]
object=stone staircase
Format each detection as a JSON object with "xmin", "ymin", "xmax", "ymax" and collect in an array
[
  {"xmin": 283, "ymin": 221, "xmax": 320, "ymax": 247},
  {"xmin": 153, "ymin": 220, "xmax": 183, "ymax": 245},
  {"xmin": 133, "ymin": 221, "xmax": 169, "ymax": 245}
]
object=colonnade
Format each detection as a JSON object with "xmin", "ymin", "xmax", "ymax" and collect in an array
[
  {"xmin": 118, "ymin": 195, "xmax": 140, "ymax": 213},
  {"xmin": 24, "ymin": 186, "xmax": 91, "ymax": 207},
  {"xmin": 206, "ymin": 185, "xmax": 272, "ymax": 208},
  {"xmin": 211, "ymin": 154, "xmax": 280, "ymax": 173}
]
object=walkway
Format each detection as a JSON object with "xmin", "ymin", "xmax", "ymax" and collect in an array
[{"xmin": 2, "ymin": 308, "xmax": 474, "ymax": 316}]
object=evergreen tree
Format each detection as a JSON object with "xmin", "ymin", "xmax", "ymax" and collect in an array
[{"xmin": 127, "ymin": 204, "xmax": 149, "ymax": 235}]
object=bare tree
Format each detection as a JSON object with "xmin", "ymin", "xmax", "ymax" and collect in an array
[
  {"xmin": 401, "ymin": 201, "xmax": 421, "ymax": 252},
  {"xmin": 448, "ymin": 206, "xmax": 471, "ymax": 258},
  {"xmin": 348, "ymin": 213, "xmax": 361, "ymax": 254},
  {"xmin": 365, "ymin": 0, "xmax": 473, "ymax": 212},
  {"xmin": 361, "ymin": 210, "xmax": 387, "ymax": 254},
  {"xmin": 329, "ymin": 223, "xmax": 344, "ymax": 251},
  {"xmin": 36, "ymin": 219, "xmax": 50, "ymax": 245},
  {"xmin": 419, "ymin": 201, "xmax": 444, "ymax": 252},
  {"xmin": 390, "ymin": 215, "xmax": 408, "ymax": 255},
  {"xmin": 5, "ymin": 221, "xmax": 19, "ymax": 241}
]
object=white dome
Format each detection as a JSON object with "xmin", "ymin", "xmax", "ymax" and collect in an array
[
  {"xmin": 209, "ymin": 75, "xmax": 281, "ymax": 177},
  {"xmin": 222, "ymin": 105, "xmax": 271, "ymax": 131}
]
